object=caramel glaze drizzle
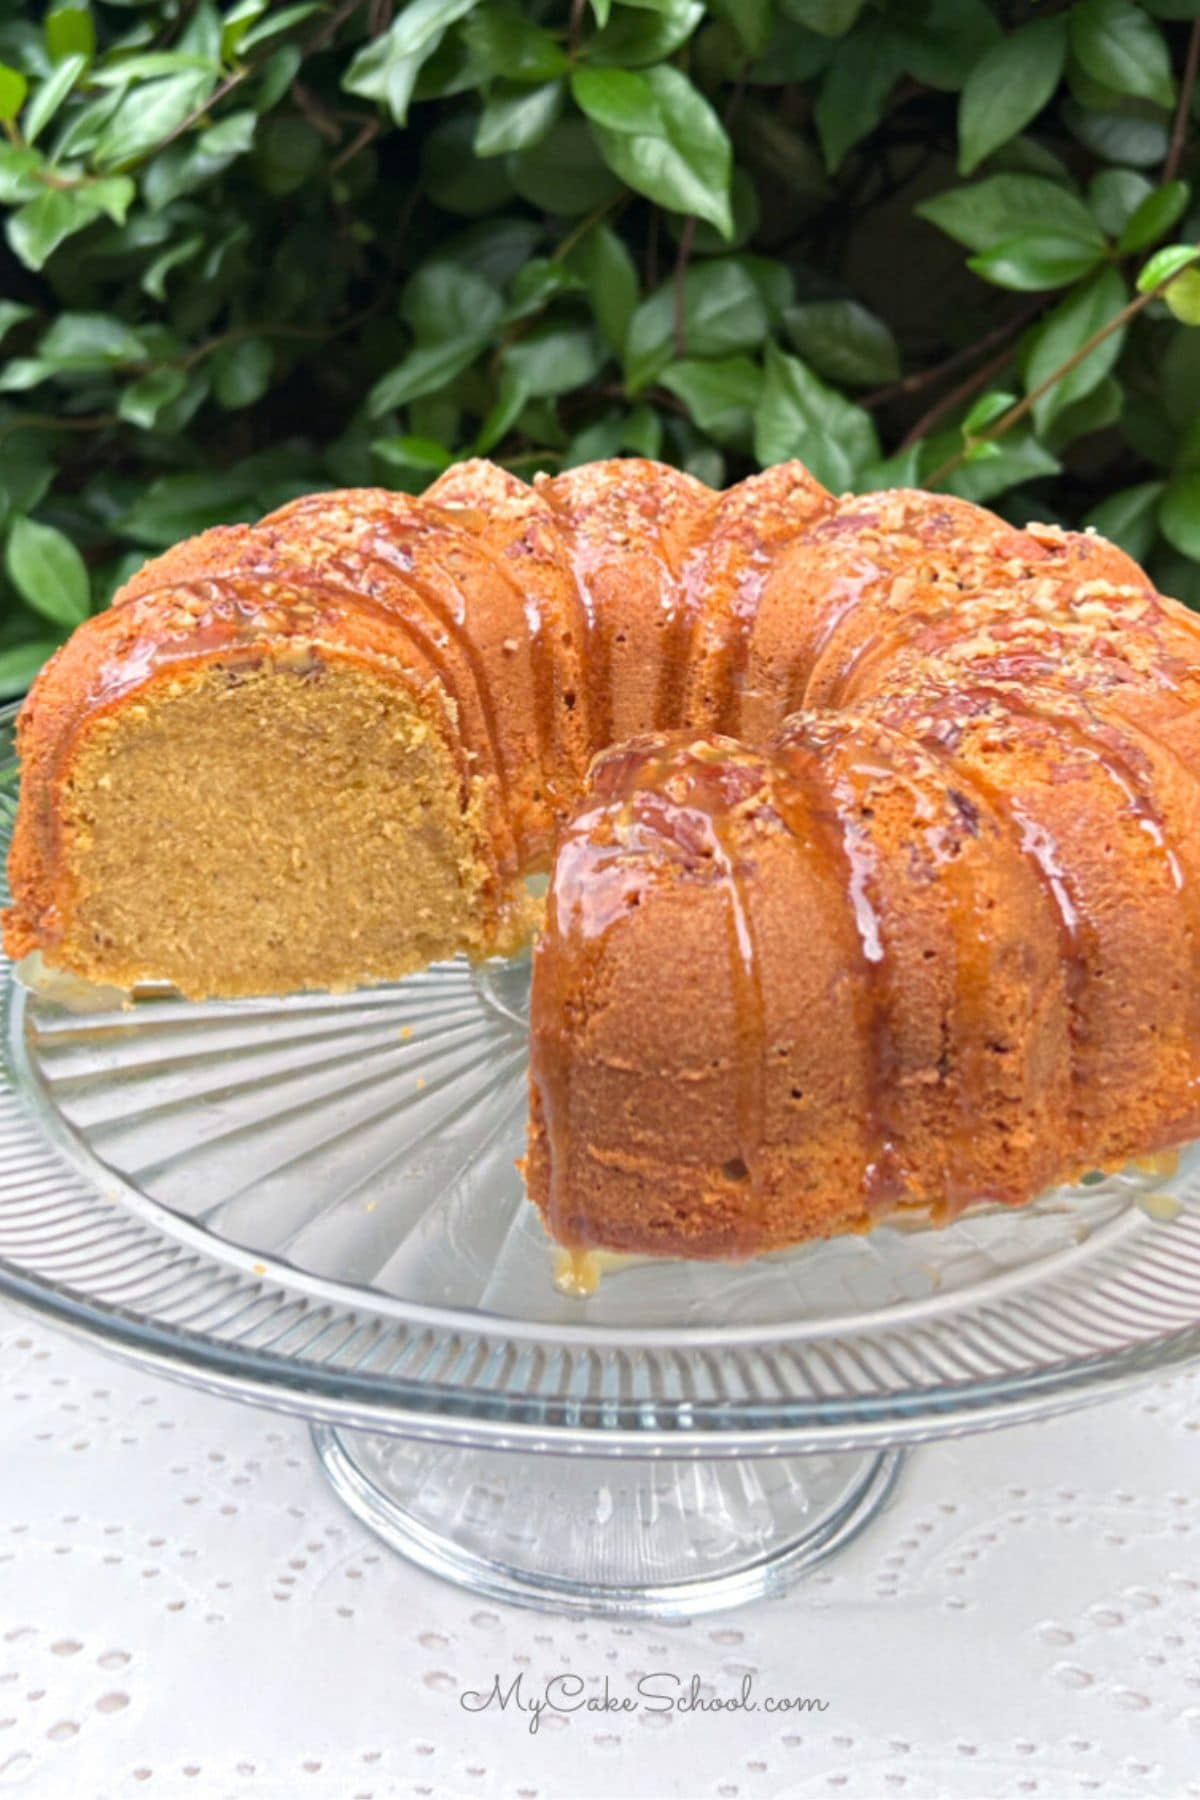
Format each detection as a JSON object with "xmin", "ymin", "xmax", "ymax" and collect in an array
[
  {"xmin": 874, "ymin": 681, "xmax": 1183, "ymax": 1169},
  {"xmin": 534, "ymin": 481, "xmax": 617, "ymax": 754},
  {"xmin": 773, "ymin": 718, "xmax": 908, "ymax": 1215},
  {"xmin": 374, "ymin": 505, "xmax": 561, "ymax": 797},
  {"xmin": 532, "ymin": 736, "xmax": 771, "ymax": 1251},
  {"xmin": 537, "ymin": 473, "xmax": 707, "ymax": 759},
  {"xmin": 658, "ymin": 478, "xmax": 837, "ymax": 741},
  {"xmin": 976, "ymin": 682, "xmax": 1199, "ymax": 1100},
  {"xmin": 654, "ymin": 536, "xmax": 712, "ymax": 732},
  {"xmin": 837, "ymin": 714, "xmax": 1000, "ymax": 1220}
]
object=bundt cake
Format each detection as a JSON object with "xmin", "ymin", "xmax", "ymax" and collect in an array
[{"xmin": 6, "ymin": 457, "xmax": 1200, "ymax": 1260}]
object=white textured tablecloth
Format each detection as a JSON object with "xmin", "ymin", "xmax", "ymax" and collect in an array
[{"xmin": 0, "ymin": 1297, "xmax": 1197, "ymax": 1800}]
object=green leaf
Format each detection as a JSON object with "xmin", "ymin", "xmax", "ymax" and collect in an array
[
  {"xmin": 502, "ymin": 321, "xmax": 604, "ymax": 397},
  {"xmin": 573, "ymin": 65, "xmax": 733, "ymax": 239},
  {"xmin": 893, "ymin": 0, "xmax": 1001, "ymax": 92},
  {"xmin": 754, "ymin": 342, "xmax": 880, "ymax": 489},
  {"xmin": 918, "ymin": 175, "xmax": 1105, "ymax": 253},
  {"xmin": 815, "ymin": 22, "xmax": 902, "ymax": 171},
  {"xmin": 738, "ymin": 255, "xmax": 796, "ymax": 323},
  {"xmin": 1137, "ymin": 242, "xmax": 1200, "ymax": 292},
  {"xmin": 957, "ymin": 17, "xmax": 1068, "ymax": 176},
  {"xmin": 371, "ymin": 435, "xmax": 456, "ymax": 474},
  {"xmin": 0, "ymin": 437, "xmax": 54, "ymax": 520},
  {"xmin": 86, "ymin": 176, "xmax": 136, "ymax": 226},
  {"xmin": 962, "ymin": 389, "xmax": 1016, "ymax": 434},
  {"xmin": 461, "ymin": 6, "xmax": 569, "ymax": 81},
  {"xmin": 475, "ymin": 370, "xmax": 529, "ymax": 453},
  {"xmin": 660, "ymin": 355, "xmax": 762, "ymax": 447},
  {"xmin": 257, "ymin": 45, "xmax": 302, "ymax": 112},
  {"xmin": 1069, "ymin": 0, "xmax": 1176, "ymax": 110},
  {"xmin": 45, "ymin": 8, "xmax": 95, "ymax": 62},
  {"xmin": 212, "ymin": 338, "xmax": 273, "ymax": 409},
  {"xmin": 475, "ymin": 79, "xmax": 562, "ymax": 157},
  {"xmin": 343, "ymin": 0, "xmax": 478, "ymax": 124},
  {"xmin": 0, "ymin": 63, "xmax": 28, "ymax": 125},
  {"xmin": 368, "ymin": 337, "xmax": 488, "ymax": 416},
  {"xmin": 119, "ymin": 472, "xmax": 258, "ymax": 548},
  {"xmin": 937, "ymin": 427, "xmax": 1060, "ymax": 502},
  {"xmin": 780, "ymin": 0, "xmax": 866, "ymax": 36},
  {"xmin": 0, "ymin": 361, "xmax": 53, "ymax": 394},
  {"xmin": 424, "ymin": 112, "xmax": 517, "ymax": 214},
  {"xmin": 238, "ymin": 1, "xmax": 321, "ymax": 50},
  {"xmin": 39, "ymin": 313, "xmax": 147, "ymax": 370},
  {"xmin": 783, "ymin": 299, "xmax": 900, "ymax": 387},
  {"xmin": 586, "ymin": 0, "xmax": 705, "ymax": 68},
  {"xmin": 508, "ymin": 117, "xmax": 622, "ymax": 215},
  {"xmin": 969, "ymin": 233, "xmax": 1107, "ymax": 291},
  {"xmin": 443, "ymin": 217, "xmax": 542, "ymax": 286},
  {"xmin": 1044, "ymin": 361, "xmax": 1120, "ymax": 446},
  {"xmin": 1088, "ymin": 167, "xmax": 1153, "ymax": 237},
  {"xmin": 1084, "ymin": 481, "xmax": 1165, "ymax": 561},
  {"xmin": 143, "ymin": 109, "xmax": 257, "ymax": 210},
  {"xmin": 255, "ymin": 117, "xmax": 322, "ymax": 196},
  {"xmin": 0, "ymin": 302, "xmax": 33, "ymax": 350},
  {"xmin": 141, "ymin": 235, "xmax": 205, "ymax": 300},
  {"xmin": 118, "ymin": 366, "xmax": 189, "ymax": 430},
  {"xmin": 1063, "ymin": 98, "xmax": 1170, "ymax": 167},
  {"xmin": 568, "ymin": 223, "xmax": 639, "ymax": 353},
  {"xmin": 1025, "ymin": 266, "xmax": 1127, "ymax": 429},
  {"xmin": 709, "ymin": 0, "xmax": 775, "ymax": 53},
  {"xmin": 624, "ymin": 260, "xmax": 769, "ymax": 390},
  {"xmin": 1165, "ymin": 268, "xmax": 1200, "ymax": 326},
  {"xmin": 89, "ymin": 52, "xmax": 219, "ymax": 88},
  {"xmin": 1118, "ymin": 181, "xmax": 1191, "ymax": 253},
  {"xmin": 1160, "ymin": 473, "xmax": 1200, "ymax": 558},
  {"xmin": 859, "ymin": 443, "xmax": 923, "ymax": 490},
  {"xmin": 0, "ymin": 145, "xmax": 43, "ymax": 207},
  {"xmin": 403, "ymin": 263, "xmax": 504, "ymax": 343},
  {"xmin": 25, "ymin": 53, "xmax": 86, "ymax": 145},
  {"xmin": 503, "ymin": 257, "xmax": 585, "ymax": 322},
  {"xmin": 5, "ymin": 517, "xmax": 90, "ymax": 628},
  {"xmin": 93, "ymin": 72, "xmax": 215, "ymax": 168},
  {"xmin": 222, "ymin": 0, "xmax": 267, "ymax": 60},
  {"xmin": 0, "ymin": 641, "xmax": 62, "ymax": 699}
]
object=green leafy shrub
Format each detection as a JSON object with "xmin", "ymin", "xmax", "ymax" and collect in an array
[{"xmin": 0, "ymin": 0, "xmax": 1198, "ymax": 696}]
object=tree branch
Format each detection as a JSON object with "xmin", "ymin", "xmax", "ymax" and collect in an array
[
  {"xmin": 863, "ymin": 300, "xmax": 1044, "ymax": 413},
  {"xmin": 1164, "ymin": 19, "xmax": 1200, "ymax": 185},
  {"xmin": 925, "ymin": 254, "xmax": 1200, "ymax": 490},
  {"xmin": 898, "ymin": 342, "xmax": 1020, "ymax": 451}
]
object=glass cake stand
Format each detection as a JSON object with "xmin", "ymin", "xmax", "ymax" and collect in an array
[{"xmin": 1, "ymin": 710, "xmax": 1199, "ymax": 1617}]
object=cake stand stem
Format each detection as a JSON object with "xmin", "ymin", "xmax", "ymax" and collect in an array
[{"xmin": 311, "ymin": 1427, "xmax": 905, "ymax": 1618}]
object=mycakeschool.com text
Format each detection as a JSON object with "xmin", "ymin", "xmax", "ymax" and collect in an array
[{"xmin": 459, "ymin": 1671, "xmax": 831, "ymax": 1735}]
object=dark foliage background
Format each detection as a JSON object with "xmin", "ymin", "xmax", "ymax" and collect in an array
[{"xmin": 0, "ymin": 0, "xmax": 1198, "ymax": 695}]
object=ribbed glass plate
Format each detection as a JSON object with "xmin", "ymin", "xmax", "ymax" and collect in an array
[{"xmin": 1, "ymin": 704, "xmax": 1199, "ymax": 1453}]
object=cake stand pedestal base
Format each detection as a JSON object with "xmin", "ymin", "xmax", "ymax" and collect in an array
[{"xmin": 311, "ymin": 1427, "xmax": 904, "ymax": 1618}]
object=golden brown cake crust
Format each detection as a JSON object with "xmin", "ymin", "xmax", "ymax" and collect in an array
[{"xmin": 6, "ymin": 458, "xmax": 1200, "ymax": 1258}]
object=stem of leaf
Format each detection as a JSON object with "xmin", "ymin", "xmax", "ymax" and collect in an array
[
  {"xmin": 925, "ymin": 257, "xmax": 1199, "ymax": 490},
  {"xmin": 1164, "ymin": 19, "xmax": 1200, "ymax": 186},
  {"xmin": 863, "ymin": 300, "xmax": 1044, "ymax": 414},
  {"xmin": 568, "ymin": 0, "xmax": 588, "ymax": 60},
  {"xmin": 550, "ymin": 194, "xmax": 624, "ymax": 264},
  {"xmin": 0, "ymin": 412, "xmax": 118, "ymax": 444},
  {"xmin": 899, "ymin": 341, "xmax": 1019, "ymax": 453}
]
